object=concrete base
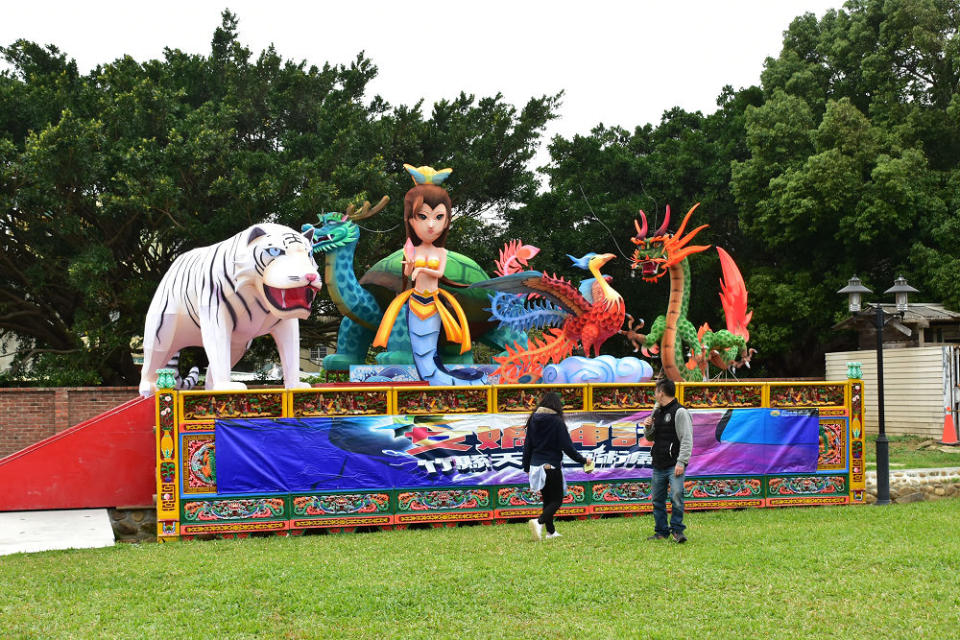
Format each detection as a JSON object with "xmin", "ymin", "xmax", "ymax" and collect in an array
[{"xmin": 0, "ymin": 509, "xmax": 115, "ymax": 556}]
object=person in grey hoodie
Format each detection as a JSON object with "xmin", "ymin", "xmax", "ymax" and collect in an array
[
  {"xmin": 643, "ymin": 378, "xmax": 693, "ymax": 543},
  {"xmin": 522, "ymin": 392, "xmax": 594, "ymax": 541}
]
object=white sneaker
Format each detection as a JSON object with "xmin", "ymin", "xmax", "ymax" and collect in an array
[
  {"xmin": 528, "ymin": 518, "xmax": 542, "ymax": 541},
  {"xmin": 545, "ymin": 531, "xmax": 562, "ymax": 539}
]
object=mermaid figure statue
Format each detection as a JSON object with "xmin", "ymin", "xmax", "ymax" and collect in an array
[{"xmin": 372, "ymin": 164, "xmax": 485, "ymax": 385}]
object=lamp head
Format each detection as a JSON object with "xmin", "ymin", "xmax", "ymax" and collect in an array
[
  {"xmin": 837, "ymin": 276, "xmax": 873, "ymax": 313},
  {"xmin": 885, "ymin": 276, "xmax": 918, "ymax": 313}
]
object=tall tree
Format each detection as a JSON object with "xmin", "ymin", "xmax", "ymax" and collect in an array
[
  {"xmin": 0, "ymin": 11, "xmax": 558, "ymax": 385},
  {"xmin": 731, "ymin": 0, "xmax": 959, "ymax": 374}
]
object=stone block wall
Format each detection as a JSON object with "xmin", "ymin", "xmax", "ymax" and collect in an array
[
  {"xmin": 0, "ymin": 387, "xmax": 140, "ymax": 458},
  {"xmin": 108, "ymin": 507, "xmax": 157, "ymax": 543},
  {"xmin": 864, "ymin": 467, "xmax": 960, "ymax": 504}
]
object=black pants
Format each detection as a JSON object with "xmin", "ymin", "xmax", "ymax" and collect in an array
[{"xmin": 537, "ymin": 467, "xmax": 564, "ymax": 534}]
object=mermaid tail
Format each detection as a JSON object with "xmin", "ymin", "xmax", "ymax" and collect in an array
[{"xmin": 409, "ymin": 308, "xmax": 485, "ymax": 385}]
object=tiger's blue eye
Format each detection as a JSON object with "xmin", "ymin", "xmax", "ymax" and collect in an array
[{"xmin": 266, "ymin": 247, "xmax": 283, "ymax": 257}]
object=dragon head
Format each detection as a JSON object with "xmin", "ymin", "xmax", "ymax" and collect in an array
[
  {"xmin": 303, "ymin": 196, "xmax": 389, "ymax": 255},
  {"xmin": 304, "ymin": 212, "xmax": 361, "ymax": 253},
  {"xmin": 629, "ymin": 203, "xmax": 711, "ymax": 282}
]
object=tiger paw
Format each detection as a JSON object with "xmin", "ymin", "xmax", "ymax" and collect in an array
[{"xmin": 211, "ymin": 381, "xmax": 248, "ymax": 391}]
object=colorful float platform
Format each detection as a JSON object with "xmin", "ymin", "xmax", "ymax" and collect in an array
[{"xmin": 155, "ymin": 379, "xmax": 866, "ymax": 541}]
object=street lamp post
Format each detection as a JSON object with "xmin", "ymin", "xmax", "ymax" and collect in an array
[{"xmin": 837, "ymin": 275, "xmax": 918, "ymax": 505}]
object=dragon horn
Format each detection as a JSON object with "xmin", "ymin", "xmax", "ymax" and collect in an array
[
  {"xmin": 634, "ymin": 210, "xmax": 648, "ymax": 240},
  {"xmin": 672, "ymin": 202, "xmax": 702, "ymax": 239},
  {"xmin": 346, "ymin": 195, "xmax": 390, "ymax": 221},
  {"xmin": 654, "ymin": 204, "xmax": 671, "ymax": 237}
]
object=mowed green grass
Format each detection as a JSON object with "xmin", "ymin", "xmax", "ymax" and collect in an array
[
  {"xmin": 868, "ymin": 434, "xmax": 960, "ymax": 470},
  {"xmin": 2, "ymin": 500, "xmax": 959, "ymax": 639}
]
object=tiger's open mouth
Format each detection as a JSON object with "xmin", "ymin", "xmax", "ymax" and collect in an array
[{"xmin": 263, "ymin": 285, "xmax": 316, "ymax": 311}]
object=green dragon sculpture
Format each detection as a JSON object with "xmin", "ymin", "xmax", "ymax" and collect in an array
[{"xmin": 626, "ymin": 203, "xmax": 754, "ymax": 382}]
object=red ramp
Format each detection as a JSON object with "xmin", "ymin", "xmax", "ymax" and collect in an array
[{"xmin": 0, "ymin": 396, "xmax": 156, "ymax": 511}]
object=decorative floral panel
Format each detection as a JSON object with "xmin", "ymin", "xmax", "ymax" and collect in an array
[
  {"xmin": 396, "ymin": 388, "xmax": 488, "ymax": 415},
  {"xmin": 683, "ymin": 385, "xmax": 762, "ymax": 408},
  {"xmin": 293, "ymin": 390, "xmax": 389, "ymax": 416},
  {"xmin": 159, "ymin": 461, "xmax": 176, "ymax": 484},
  {"xmin": 769, "ymin": 385, "xmax": 845, "ymax": 408},
  {"xmin": 397, "ymin": 489, "xmax": 490, "ymax": 511},
  {"xmin": 767, "ymin": 476, "xmax": 846, "ymax": 496},
  {"xmin": 592, "ymin": 386, "xmax": 655, "ymax": 411},
  {"xmin": 591, "ymin": 481, "xmax": 652, "ymax": 502},
  {"xmin": 497, "ymin": 386, "xmax": 585, "ymax": 412},
  {"xmin": 182, "ymin": 434, "xmax": 217, "ymax": 494},
  {"xmin": 686, "ymin": 478, "xmax": 762, "ymax": 499},
  {"xmin": 182, "ymin": 497, "xmax": 285, "ymax": 522},
  {"xmin": 180, "ymin": 420, "xmax": 215, "ymax": 433},
  {"xmin": 182, "ymin": 393, "xmax": 283, "ymax": 420},
  {"xmin": 291, "ymin": 493, "xmax": 390, "ymax": 516},
  {"xmin": 157, "ymin": 392, "xmax": 177, "ymax": 517},
  {"xmin": 497, "ymin": 484, "xmax": 586, "ymax": 506},
  {"xmin": 851, "ymin": 383, "xmax": 862, "ymax": 414},
  {"xmin": 817, "ymin": 420, "xmax": 846, "ymax": 470}
]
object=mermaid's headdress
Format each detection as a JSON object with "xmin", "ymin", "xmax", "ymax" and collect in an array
[{"xmin": 403, "ymin": 163, "xmax": 453, "ymax": 186}]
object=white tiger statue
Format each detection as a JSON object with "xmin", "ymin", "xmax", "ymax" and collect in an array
[{"xmin": 139, "ymin": 223, "xmax": 321, "ymax": 396}]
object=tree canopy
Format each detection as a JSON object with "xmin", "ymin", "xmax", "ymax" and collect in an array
[
  {"xmin": 0, "ymin": 11, "xmax": 559, "ymax": 384},
  {"xmin": 730, "ymin": 0, "xmax": 960, "ymax": 373},
  {"xmin": 520, "ymin": 0, "xmax": 960, "ymax": 376},
  {"xmin": 3, "ymin": 1, "xmax": 959, "ymax": 384}
]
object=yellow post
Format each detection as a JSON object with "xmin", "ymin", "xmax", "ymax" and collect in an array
[{"xmin": 154, "ymin": 375, "xmax": 180, "ymax": 541}]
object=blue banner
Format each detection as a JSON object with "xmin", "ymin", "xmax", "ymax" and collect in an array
[{"xmin": 214, "ymin": 408, "xmax": 822, "ymax": 495}]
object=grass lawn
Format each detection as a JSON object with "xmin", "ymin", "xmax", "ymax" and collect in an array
[
  {"xmin": 2, "ymin": 500, "xmax": 959, "ymax": 639},
  {"xmin": 867, "ymin": 434, "xmax": 960, "ymax": 470}
]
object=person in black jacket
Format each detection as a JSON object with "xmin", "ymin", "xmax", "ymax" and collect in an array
[
  {"xmin": 642, "ymin": 378, "xmax": 693, "ymax": 543},
  {"xmin": 521, "ymin": 392, "xmax": 594, "ymax": 541}
]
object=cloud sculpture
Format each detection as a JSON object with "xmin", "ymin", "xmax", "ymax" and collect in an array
[{"xmin": 540, "ymin": 355, "xmax": 653, "ymax": 384}]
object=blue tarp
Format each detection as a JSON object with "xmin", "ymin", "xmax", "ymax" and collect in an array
[{"xmin": 214, "ymin": 408, "xmax": 824, "ymax": 495}]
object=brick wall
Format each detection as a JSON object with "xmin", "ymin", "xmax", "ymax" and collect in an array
[{"xmin": 0, "ymin": 387, "xmax": 140, "ymax": 458}]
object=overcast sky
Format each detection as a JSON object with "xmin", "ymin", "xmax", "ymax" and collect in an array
[{"xmin": 4, "ymin": 1, "xmax": 846, "ymax": 164}]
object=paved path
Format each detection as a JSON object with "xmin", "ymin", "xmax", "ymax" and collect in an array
[{"xmin": 0, "ymin": 509, "xmax": 115, "ymax": 556}]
